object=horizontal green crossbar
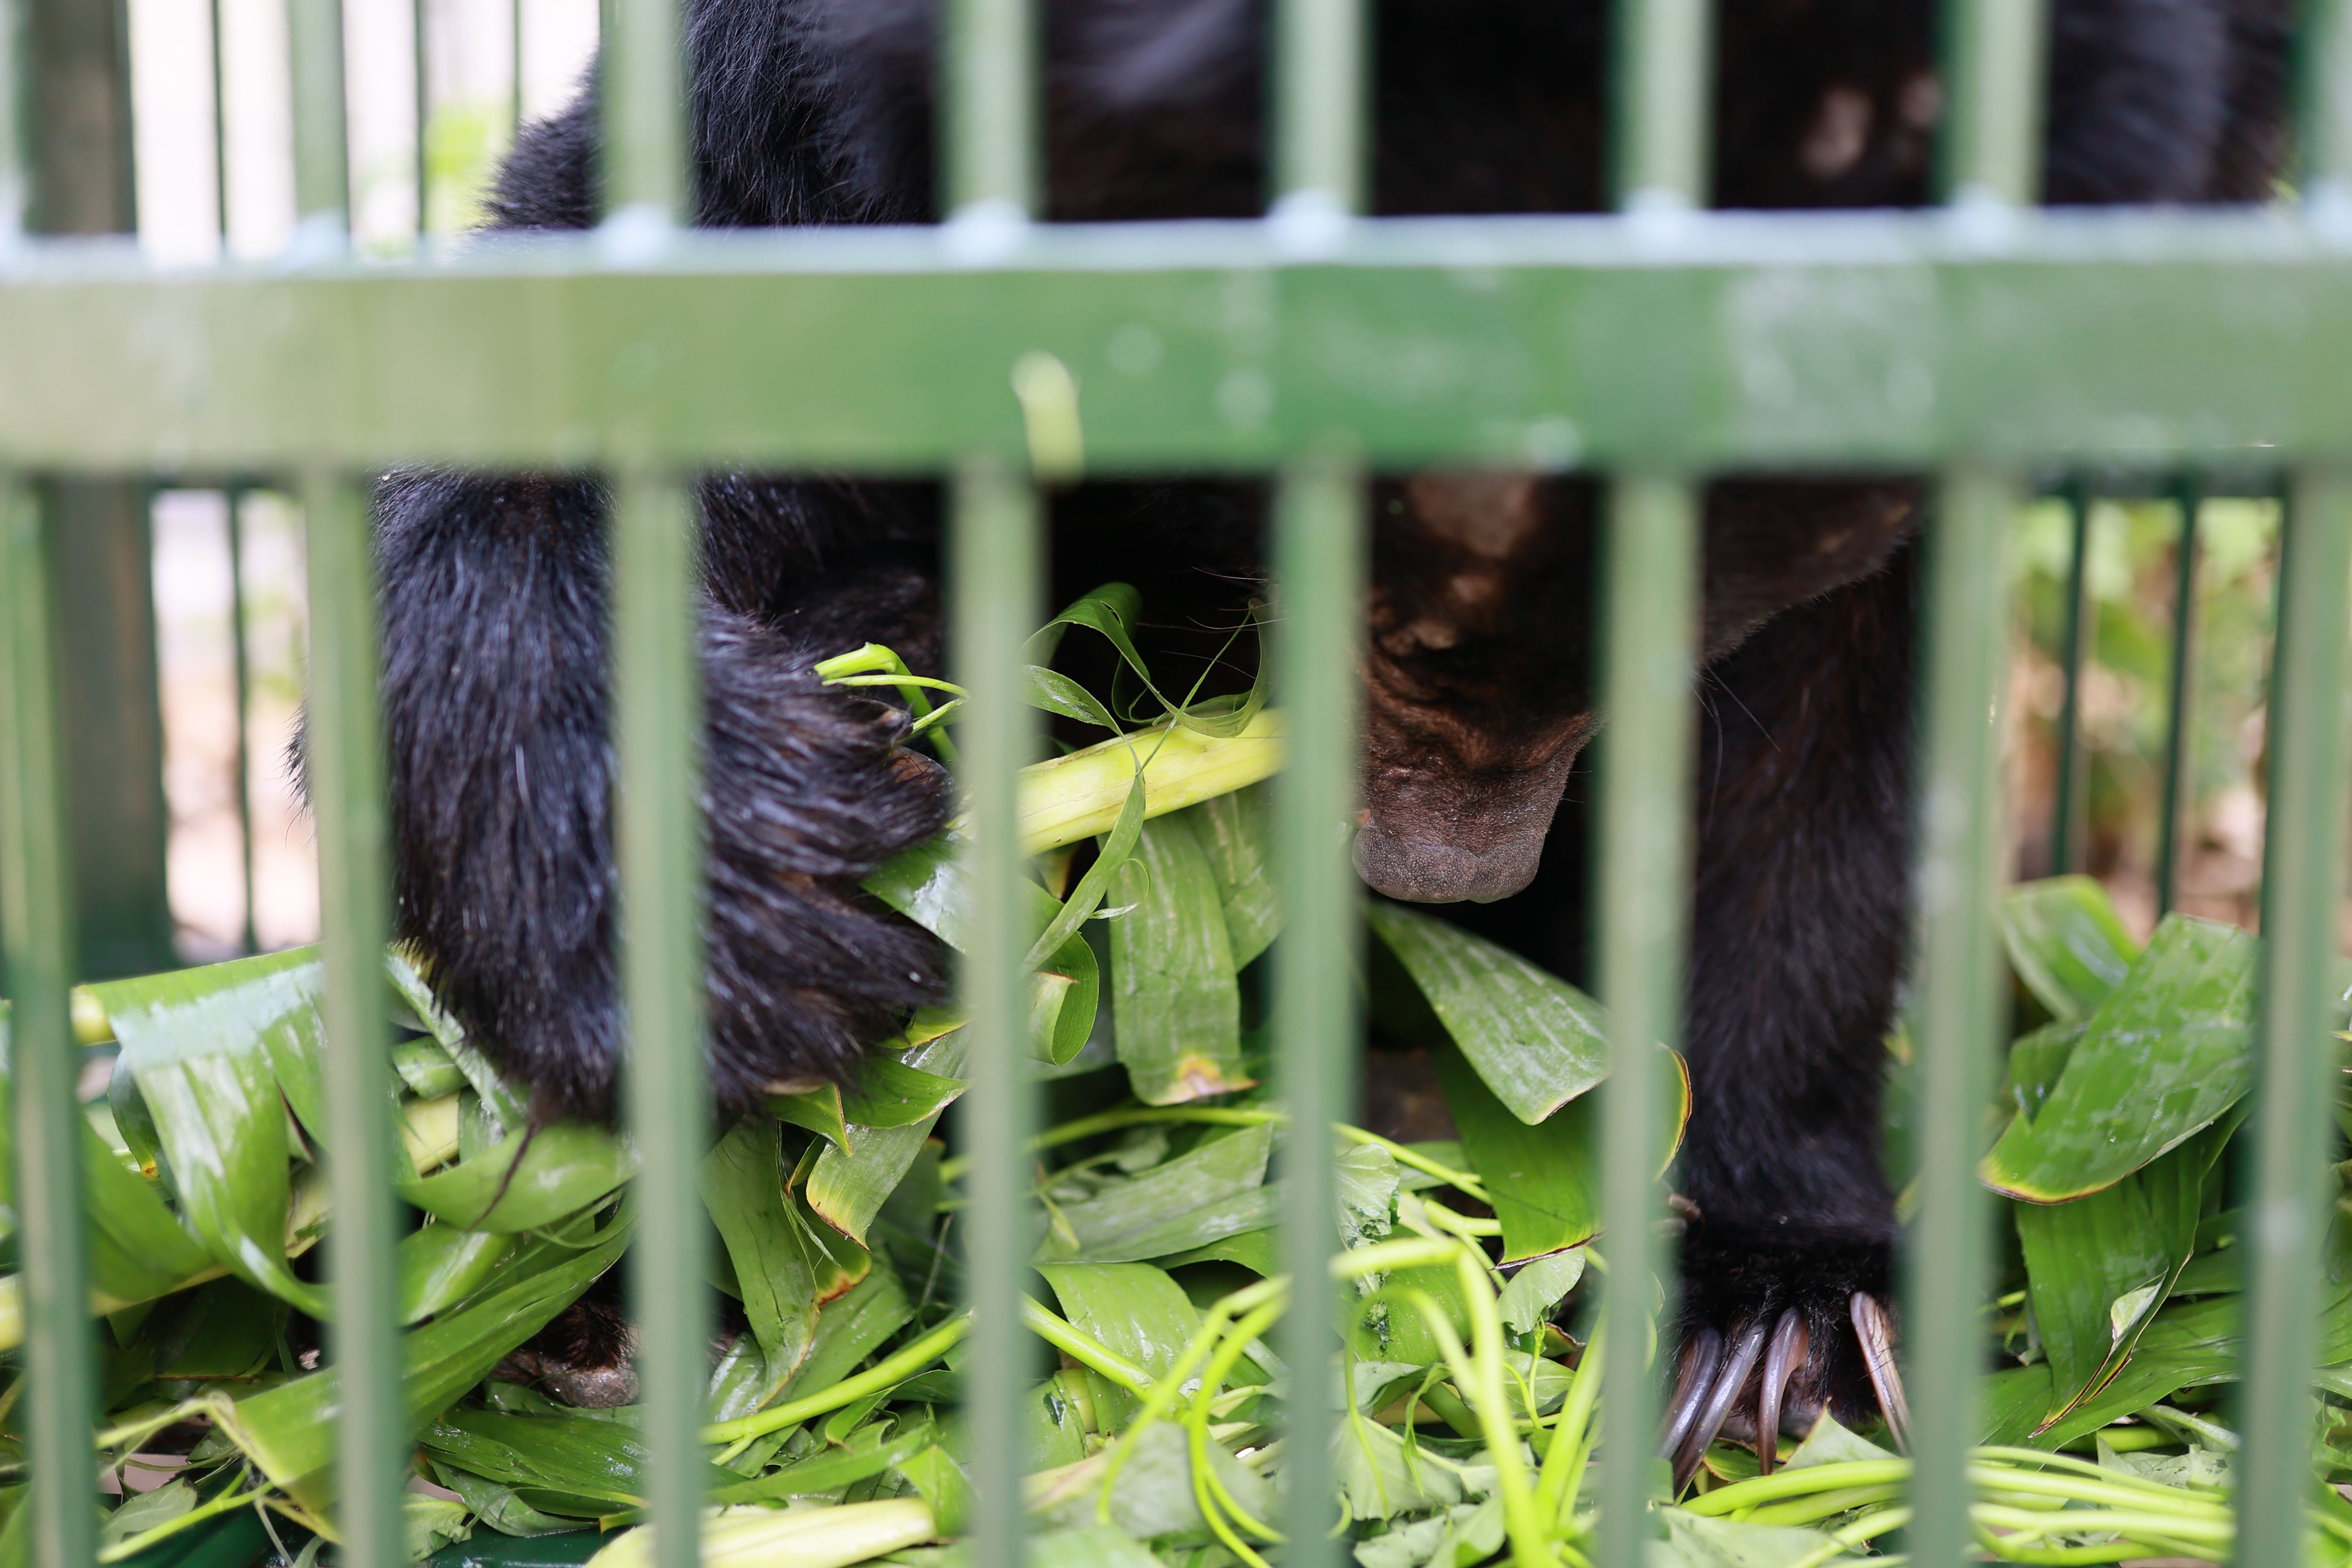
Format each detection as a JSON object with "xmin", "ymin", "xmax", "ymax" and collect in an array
[{"xmin": 5, "ymin": 211, "xmax": 2352, "ymax": 471}]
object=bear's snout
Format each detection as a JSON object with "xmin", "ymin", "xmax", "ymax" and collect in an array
[{"xmin": 1353, "ymin": 820, "xmax": 1545, "ymax": 904}]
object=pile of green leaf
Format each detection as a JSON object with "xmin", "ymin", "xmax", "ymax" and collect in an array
[{"xmin": 4, "ymin": 589, "xmax": 2351, "ymax": 1568}]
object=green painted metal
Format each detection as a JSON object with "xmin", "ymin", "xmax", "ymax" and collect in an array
[
  {"xmin": 1612, "ymin": 0, "xmax": 1709, "ymax": 208},
  {"xmin": 1905, "ymin": 468, "xmax": 2016, "ymax": 1568},
  {"xmin": 50, "ymin": 480, "xmax": 173, "ymax": 980},
  {"xmin": 226, "ymin": 486, "xmax": 257, "ymax": 954},
  {"xmin": 413, "ymin": 0, "xmax": 429, "ymax": 233},
  {"xmin": 2047, "ymin": 486, "xmax": 2091, "ymax": 875},
  {"xmin": 1594, "ymin": 474, "xmax": 1697, "ymax": 1568},
  {"xmin": 613, "ymin": 472, "xmax": 709, "ymax": 1568},
  {"xmin": 1273, "ymin": 0, "xmax": 1363, "ymax": 218},
  {"xmin": 2153, "ymin": 482, "xmax": 2200, "ymax": 916},
  {"xmin": 11, "ymin": 216, "xmax": 2352, "ymax": 470},
  {"xmin": 2304, "ymin": 0, "xmax": 2352, "ymax": 212},
  {"xmin": 286, "ymin": 0, "xmax": 347, "ymax": 233},
  {"xmin": 0, "ymin": 0, "xmax": 23, "ymax": 239},
  {"xmin": 304, "ymin": 470, "xmax": 405, "ymax": 1568},
  {"xmin": 2233, "ymin": 471, "xmax": 2352, "ymax": 1568},
  {"xmin": 26, "ymin": 0, "xmax": 135, "ymax": 237},
  {"xmin": 603, "ymin": 0, "xmax": 682, "ymax": 222},
  {"xmin": 207, "ymin": 0, "xmax": 226, "ymax": 239},
  {"xmin": 1942, "ymin": 0, "xmax": 2046, "ymax": 206},
  {"xmin": 1272, "ymin": 452, "xmax": 1366, "ymax": 1568},
  {"xmin": 950, "ymin": 456, "xmax": 1042, "ymax": 1568},
  {"xmin": 943, "ymin": 0, "xmax": 1033, "ymax": 219},
  {"xmin": 0, "ymin": 470, "xmax": 97, "ymax": 1568}
]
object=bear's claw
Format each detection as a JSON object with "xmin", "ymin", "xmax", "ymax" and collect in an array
[{"xmin": 1662, "ymin": 1293, "xmax": 1907, "ymax": 1491}]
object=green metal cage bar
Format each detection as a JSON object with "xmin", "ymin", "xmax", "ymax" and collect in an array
[
  {"xmin": 0, "ymin": 469, "xmax": 97, "ymax": 1568},
  {"xmin": 940, "ymin": 3, "xmax": 1041, "ymax": 1564},
  {"xmin": 616, "ymin": 470, "xmax": 711, "ymax": 1568},
  {"xmin": 2047, "ymin": 485, "xmax": 2091, "ymax": 876},
  {"xmin": 2153, "ymin": 481, "xmax": 2201, "ymax": 917},
  {"xmin": 1594, "ymin": 473, "xmax": 1698, "ymax": 1568},
  {"xmin": 1270, "ymin": 7, "xmax": 1366, "ymax": 1566},
  {"xmin": 1906, "ymin": 467, "xmax": 2017, "ymax": 1568},
  {"xmin": 18, "ymin": 215, "xmax": 2352, "ymax": 472},
  {"xmin": 307, "ymin": 469, "xmax": 407, "ymax": 1568},
  {"xmin": 2234, "ymin": 470, "xmax": 2352, "ymax": 1568},
  {"xmin": 951, "ymin": 455, "xmax": 1044, "ymax": 1568},
  {"xmin": 1272, "ymin": 449, "xmax": 1367, "ymax": 1568}
]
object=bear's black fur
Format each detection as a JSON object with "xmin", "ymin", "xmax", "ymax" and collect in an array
[{"xmin": 379, "ymin": 0, "xmax": 2288, "ymax": 1433}]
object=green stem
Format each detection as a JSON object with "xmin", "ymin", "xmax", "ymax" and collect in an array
[
  {"xmin": 1020, "ymin": 1295, "xmax": 1155, "ymax": 1396},
  {"xmin": 702, "ymin": 1312, "xmax": 971, "ymax": 1449},
  {"xmin": 98, "ymin": 1480, "xmax": 268, "ymax": 1565},
  {"xmin": 1537, "ymin": 1314, "xmax": 1603, "ymax": 1526}
]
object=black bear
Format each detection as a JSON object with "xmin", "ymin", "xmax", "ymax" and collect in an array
[{"xmin": 379, "ymin": 0, "xmax": 2288, "ymax": 1463}]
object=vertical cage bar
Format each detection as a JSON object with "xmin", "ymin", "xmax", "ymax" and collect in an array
[
  {"xmin": 1906, "ymin": 468, "xmax": 2015, "ymax": 1568},
  {"xmin": 2048, "ymin": 486, "xmax": 2090, "ymax": 876},
  {"xmin": 0, "ymin": 472, "xmax": 96, "ymax": 1568},
  {"xmin": 510, "ymin": 0, "xmax": 523, "ymax": 133},
  {"xmin": 303, "ymin": 470, "xmax": 405, "ymax": 1568},
  {"xmin": 603, "ymin": 0, "xmax": 683, "ymax": 219},
  {"xmin": 1273, "ymin": 0, "xmax": 1364, "ymax": 215},
  {"xmin": 413, "ymin": 0, "xmax": 429, "ymax": 234},
  {"xmin": 1272, "ymin": 452, "xmax": 1367, "ymax": 1568},
  {"xmin": 227, "ymin": 488, "xmax": 257, "ymax": 954},
  {"xmin": 1613, "ymin": 0, "xmax": 1711, "ymax": 208},
  {"xmin": 614, "ymin": 472, "xmax": 709, "ymax": 1568},
  {"xmin": 286, "ymin": 0, "xmax": 348, "ymax": 233},
  {"xmin": 2304, "ymin": 0, "xmax": 2352, "ymax": 213},
  {"xmin": 1941, "ymin": 0, "xmax": 2046, "ymax": 204},
  {"xmin": 207, "ymin": 0, "xmax": 229, "ymax": 242},
  {"xmin": 0, "ymin": 0, "xmax": 23, "ymax": 238},
  {"xmin": 2153, "ymin": 482, "xmax": 2200, "ymax": 917},
  {"xmin": 952, "ymin": 456, "xmax": 1043, "ymax": 1568},
  {"xmin": 943, "ymin": 0, "xmax": 1033, "ymax": 217},
  {"xmin": 1594, "ymin": 474, "xmax": 1699, "ymax": 1568},
  {"xmin": 2234, "ymin": 471, "xmax": 2352, "ymax": 1568}
]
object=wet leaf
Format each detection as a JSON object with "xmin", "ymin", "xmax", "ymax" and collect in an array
[
  {"xmin": 1496, "ymin": 1250, "xmax": 1586, "ymax": 1336},
  {"xmin": 2002, "ymin": 876, "xmax": 2140, "ymax": 1022},
  {"xmin": 1655, "ymin": 1507, "xmax": 1851, "ymax": 1568},
  {"xmin": 400, "ymin": 1224, "xmax": 516, "ymax": 1325},
  {"xmin": 1432, "ymin": 1039, "xmax": 1598, "ymax": 1261},
  {"xmin": 1189, "ymin": 784, "xmax": 1279, "ymax": 968},
  {"xmin": 807, "ymin": 1029, "xmax": 967, "ymax": 1245},
  {"xmin": 1110, "ymin": 813, "xmax": 1250, "ymax": 1105},
  {"xmin": 399, "ymin": 1124, "xmax": 636, "ymax": 1233},
  {"xmin": 773, "ymin": 1267, "xmax": 913, "ymax": 1409},
  {"xmin": 700, "ymin": 1116, "xmax": 820, "ymax": 1386},
  {"xmin": 2014, "ymin": 1111, "xmax": 2238, "ymax": 1426},
  {"xmin": 1368, "ymin": 901, "xmax": 1608, "ymax": 1124},
  {"xmin": 1335, "ymin": 1142, "xmax": 1400, "ymax": 1252},
  {"xmin": 1982, "ymin": 916, "xmax": 2257, "ymax": 1202},
  {"xmin": 842, "ymin": 1059, "xmax": 965, "ymax": 1133},
  {"xmin": 1335, "ymin": 1412, "xmax": 1462, "ymax": 1521},
  {"xmin": 772, "ymin": 1083, "xmax": 851, "ymax": 1150},
  {"xmin": 1037, "ymin": 1261, "xmax": 1201, "ymax": 1425},
  {"xmin": 215, "ymin": 1206, "xmax": 631, "ymax": 1488},
  {"xmin": 1036, "ymin": 1124, "xmax": 1274, "ymax": 1263}
]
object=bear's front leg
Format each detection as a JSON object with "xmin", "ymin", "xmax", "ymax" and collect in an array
[
  {"xmin": 1665, "ymin": 539, "xmax": 1918, "ymax": 1485},
  {"xmin": 377, "ymin": 472, "xmax": 953, "ymax": 1129}
]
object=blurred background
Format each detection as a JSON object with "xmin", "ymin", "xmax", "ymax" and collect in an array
[
  {"xmin": 96, "ymin": 0, "xmax": 597, "ymax": 969},
  {"xmin": 80, "ymin": 0, "xmax": 2290, "ymax": 971}
]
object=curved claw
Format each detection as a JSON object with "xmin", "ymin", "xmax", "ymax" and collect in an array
[
  {"xmin": 1850, "ymin": 1291, "xmax": 1911, "ymax": 1453},
  {"xmin": 1754, "ymin": 1308, "xmax": 1808, "ymax": 1476},
  {"xmin": 1660, "ymin": 1327, "xmax": 1723, "ymax": 1463},
  {"xmin": 1672, "ymin": 1318, "xmax": 1767, "ymax": 1492}
]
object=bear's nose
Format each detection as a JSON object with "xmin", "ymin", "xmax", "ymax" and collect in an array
[{"xmin": 1351, "ymin": 822, "xmax": 1544, "ymax": 904}]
